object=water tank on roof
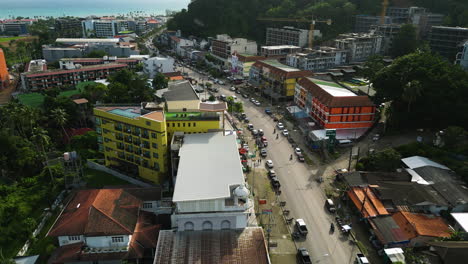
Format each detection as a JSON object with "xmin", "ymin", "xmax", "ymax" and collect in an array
[
  {"xmin": 233, "ymin": 184, "xmax": 250, "ymax": 198},
  {"xmin": 64, "ymin": 152, "xmax": 70, "ymax": 161}
]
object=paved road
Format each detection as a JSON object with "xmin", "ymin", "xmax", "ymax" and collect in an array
[{"xmin": 176, "ymin": 64, "xmax": 359, "ymax": 263}]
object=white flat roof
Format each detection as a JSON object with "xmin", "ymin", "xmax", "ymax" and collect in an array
[
  {"xmin": 401, "ymin": 156, "xmax": 450, "ymax": 170},
  {"xmin": 261, "ymin": 45, "xmax": 300, "ymax": 50},
  {"xmin": 318, "ymin": 84, "xmax": 356, "ymax": 97},
  {"xmin": 172, "ymin": 133, "xmax": 245, "ymax": 202},
  {"xmin": 56, "ymin": 38, "xmax": 119, "ymax": 43},
  {"xmin": 451, "ymin": 213, "xmax": 468, "ymax": 231}
]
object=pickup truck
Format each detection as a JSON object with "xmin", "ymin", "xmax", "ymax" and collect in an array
[{"xmin": 297, "ymin": 248, "xmax": 312, "ymax": 264}]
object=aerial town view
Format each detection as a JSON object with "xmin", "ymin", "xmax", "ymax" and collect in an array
[{"xmin": 1, "ymin": 0, "xmax": 468, "ymax": 263}]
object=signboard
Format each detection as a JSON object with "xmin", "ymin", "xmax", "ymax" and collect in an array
[
  {"xmin": 259, "ymin": 199, "xmax": 267, "ymax": 205},
  {"xmin": 325, "ymin": 129, "xmax": 336, "ymax": 137},
  {"xmin": 262, "ymin": 209, "xmax": 272, "ymax": 214}
]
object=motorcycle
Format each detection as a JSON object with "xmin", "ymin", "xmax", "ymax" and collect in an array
[{"xmin": 330, "ymin": 223, "xmax": 335, "ymax": 233}]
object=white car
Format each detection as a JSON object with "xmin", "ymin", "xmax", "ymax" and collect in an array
[
  {"xmin": 277, "ymin": 122, "xmax": 284, "ymax": 130},
  {"xmin": 282, "ymin": 129, "xmax": 289, "ymax": 136},
  {"xmin": 232, "ymin": 95, "xmax": 237, "ymax": 100},
  {"xmin": 230, "ymin": 86, "xmax": 236, "ymax": 91},
  {"xmin": 254, "ymin": 101, "xmax": 261, "ymax": 106},
  {"xmin": 250, "ymin": 98, "xmax": 255, "ymax": 102},
  {"xmin": 242, "ymin": 143, "xmax": 249, "ymax": 150},
  {"xmin": 266, "ymin": 160, "xmax": 274, "ymax": 168},
  {"xmin": 294, "ymin": 148, "xmax": 302, "ymax": 155},
  {"xmin": 218, "ymin": 80, "xmax": 225, "ymax": 85}
]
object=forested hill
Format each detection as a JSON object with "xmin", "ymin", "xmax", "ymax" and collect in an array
[{"xmin": 167, "ymin": 0, "xmax": 468, "ymax": 43}]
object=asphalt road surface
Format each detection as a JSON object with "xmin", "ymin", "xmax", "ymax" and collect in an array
[{"xmin": 177, "ymin": 64, "xmax": 359, "ymax": 264}]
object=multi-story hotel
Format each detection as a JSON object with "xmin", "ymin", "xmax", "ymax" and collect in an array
[
  {"xmin": 295, "ymin": 78, "xmax": 375, "ymax": 131},
  {"xmin": 20, "ymin": 60, "xmax": 127, "ymax": 91},
  {"xmin": 94, "ymin": 81, "xmax": 226, "ymax": 183}
]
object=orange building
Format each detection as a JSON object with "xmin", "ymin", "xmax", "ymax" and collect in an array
[
  {"xmin": 295, "ymin": 78, "xmax": 375, "ymax": 131},
  {"xmin": 0, "ymin": 48, "xmax": 9, "ymax": 89}
]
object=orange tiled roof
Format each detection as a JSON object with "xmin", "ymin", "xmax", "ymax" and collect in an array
[
  {"xmin": 348, "ymin": 187, "xmax": 389, "ymax": 218},
  {"xmin": 142, "ymin": 111, "xmax": 164, "ymax": 122},
  {"xmin": 392, "ymin": 211, "xmax": 451, "ymax": 239}
]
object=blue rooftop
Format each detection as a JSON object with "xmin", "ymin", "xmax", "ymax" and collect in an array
[{"xmin": 109, "ymin": 108, "xmax": 141, "ymax": 119}]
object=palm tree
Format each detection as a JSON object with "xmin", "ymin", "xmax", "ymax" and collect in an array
[
  {"xmin": 402, "ymin": 80, "xmax": 422, "ymax": 112},
  {"xmin": 30, "ymin": 127, "xmax": 54, "ymax": 183},
  {"xmin": 51, "ymin": 108, "xmax": 69, "ymax": 141}
]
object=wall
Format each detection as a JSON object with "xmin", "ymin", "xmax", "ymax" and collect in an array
[
  {"xmin": 85, "ymin": 235, "xmax": 131, "ymax": 248},
  {"xmin": 58, "ymin": 235, "xmax": 84, "ymax": 247},
  {"xmin": 87, "ymin": 160, "xmax": 153, "ymax": 187},
  {"xmin": 174, "ymin": 211, "xmax": 248, "ymax": 231}
]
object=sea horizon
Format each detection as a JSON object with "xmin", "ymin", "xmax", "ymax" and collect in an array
[{"xmin": 0, "ymin": 0, "xmax": 190, "ymax": 19}]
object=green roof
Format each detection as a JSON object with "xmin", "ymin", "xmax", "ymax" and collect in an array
[
  {"xmin": 262, "ymin": 60, "xmax": 299, "ymax": 72},
  {"xmin": 165, "ymin": 112, "xmax": 201, "ymax": 121}
]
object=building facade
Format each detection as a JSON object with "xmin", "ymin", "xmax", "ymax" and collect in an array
[
  {"xmin": 0, "ymin": 48, "xmax": 9, "ymax": 89},
  {"xmin": 335, "ymin": 33, "xmax": 382, "ymax": 62},
  {"xmin": 429, "ymin": 26, "xmax": 468, "ymax": 61},
  {"xmin": 55, "ymin": 18, "xmax": 83, "ymax": 38},
  {"xmin": 295, "ymin": 78, "xmax": 375, "ymax": 130},
  {"xmin": 59, "ymin": 56, "xmax": 143, "ymax": 69},
  {"xmin": 211, "ymin": 34, "xmax": 257, "ymax": 60},
  {"xmin": 355, "ymin": 15, "xmax": 392, "ymax": 33},
  {"xmin": 371, "ymin": 24, "xmax": 402, "ymax": 55},
  {"xmin": 21, "ymin": 63, "xmax": 126, "ymax": 91},
  {"xmin": 143, "ymin": 56, "xmax": 175, "ymax": 78},
  {"xmin": 286, "ymin": 46, "xmax": 347, "ymax": 71},
  {"xmin": 94, "ymin": 106, "xmax": 168, "ymax": 183},
  {"xmin": 260, "ymin": 45, "xmax": 301, "ymax": 58},
  {"xmin": 229, "ymin": 53, "xmax": 266, "ymax": 77},
  {"xmin": 249, "ymin": 60, "xmax": 313, "ymax": 100},
  {"xmin": 266, "ymin": 27, "xmax": 310, "ymax": 48},
  {"xmin": 456, "ymin": 41, "xmax": 468, "ymax": 70}
]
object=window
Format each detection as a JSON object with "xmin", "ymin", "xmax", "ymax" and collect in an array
[
  {"xmin": 143, "ymin": 202, "xmax": 152, "ymax": 208},
  {"xmin": 111, "ymin": 236, "xmax": 124, "ymax": 243},
  {"xmin": 172, "ymin": 123, "xmax": 175, "ymax": 127},
  {"xmin": 188, "ymin": 123, "xmax": 191, "ymax": 127},
  {"xmin": 95, "ymin": 117, "xmax": 101, "ymax": 125},
  {"xmin": 193, "ymin": 122, "xmax": 196, "ymax": 127},
  {"xmin": 146, "ymin": 121, "xmax": 151, "ymax": 126},
  {"xmin": 178, "ymin": 123, "xmax": 180, "ymax": 127},
  {"xmin": 153, "ymin": 152, "xmax": 159, "ymax": 158},
  {"xmin": 102, "ymin": 119, "xmax": 108, "ymax": 124},
  {"xmin": 68, "ymin": 235, "xmax": 80, "ymax": 241},
  {"xmin": 183, "ymin": 123, "xmax": 186, "ymax": 127},
  {"xmin": 152, "ymin": 143, "xmax": 158, "ymax": 149},
  {"xmin": 96, "ymin": 127, "xmax": 102, "ymax": 134},
  {"xmin": 103, "ymin": 128, "xmax": 110, "ymax": 134},
  {"xmin": 151, "ymin": 132, "xmax": 156, "ymax": 139},
  {"xmin": 104, "ymin": 137, "xmax": 111, "ymax": 143}
]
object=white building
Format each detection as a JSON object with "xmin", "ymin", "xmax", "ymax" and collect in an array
[
  {"xmin": 286, "ymin": 46, "xmax": 347, "ymax": 71},
  {"xmin": 211, "ymin": 34, "xmax": 258, "ymax": 61},
  {"xmin": 456, "ymin": 41, "xmax": 468, "ymax": 70},
  {"xmin": 266, "ymin": 27, "xmax": 321, "ymax": 48},
  {"xmin": 335, "ymin": 32, "xmax": 383, "ymax": 63},
  {"xmin": 143, "ymin": 56, "xmax": 175, "ymax": 78},
  {"xmin": 260, "ymin": 45, "xmax": 301, "ymax": 57},
  {"xmin": 171, "ymin": 132, "xmax": 253, "ymax": 231}
]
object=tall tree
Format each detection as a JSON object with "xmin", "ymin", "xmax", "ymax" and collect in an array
[
  {"xmin": 51, "ymin": 108, "xmax": 69, "ymax": 141},
  {"xmin": 30, "ymin": 127, "xmax": 54, "ymax": 184},
  {"xmin": 81, "ymin": 82, "xmax": 108, "ymax": 104},
  {"xmin": 391, "ymin": 24, "xmax": 419, "ymax": 58},
  {"xmin": 152, "ymin": 72, "xmax": 169, "ymax": 90}
]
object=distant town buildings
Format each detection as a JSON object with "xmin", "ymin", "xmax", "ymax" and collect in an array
[
  {"xmin": 55, "ymin": 18, "xmax": 84, "ymax": 38},
  {"xmin": 370, "ymin": 24, "xmax": 402, "ymax": 55},
  {"xmin": 429, "ymin": 26, "xmax": 468, "ymax": 61},
  {"xmin": 42, "ymin": 38, "xmax": 139, "ymax": 62},
  {"xmin": 0, "ymin": 19, "xmax": 36, "ymax": 35},
  {"xmin": 0, "ymin": 48, "xmax": 9, "ymax": 89},
  {"xmin": 286, "ymin": 46, "xmax": 347, "ymax": 71},
  {"xmin": 354, "ymin": 15, "xmax": 392, "ymax": 33},
  {"xmin": 211, "ymin": 34, "xmax": 257, "ymax": 60},
  {"xmin": 266, "ymin": 26, "xmax": 320, "ymax": 48},
  {"xmin": 59, "ymin": 56, "xmax": 144, "ymax": 69},
  {"xmin": 229, "ymin": 53, "xmax": 266, "ymax": 78},
  {"xmin": 142, "ymin": 56, "xmax": 175, "ymax": 78},
  {"xmin": 21, "ymin": 59, "xmax": 126, "ymax": 91},
  {"xmin": 249, "ymin": 59, "xmax": 313, "ymax": 100},
  {"xmin": 385, "ymin": 6, "xmax": 444, "ymax": 36},
  {"xmin": 260, "ymin": 45, "xmax": 301, "ymax": 58},
  {"xmin": 335, "ymin": 32, "xmax": 383, "ymax": 62}
]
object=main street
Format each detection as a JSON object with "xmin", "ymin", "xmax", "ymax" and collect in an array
[{"xmin": 175, "ymin": 63, "xmax": 359, "ymax": 264}]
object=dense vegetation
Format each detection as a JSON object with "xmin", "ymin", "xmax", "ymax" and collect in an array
[
  {"xmin": 362, "ymin": 50, "xmax": 468, "ymax": 130},
  {"xmin": 168, "ymin": 0, "xmax": 468, "ymax": 43}
]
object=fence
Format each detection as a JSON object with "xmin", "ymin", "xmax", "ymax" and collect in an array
[{"xmin": 86, "ymin": 160, "xmax": 153, "ymax": 187}]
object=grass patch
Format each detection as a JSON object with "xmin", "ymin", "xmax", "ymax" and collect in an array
[
  {"xmin": 17, "ymin": 89, "xmax": 81, "ymax": 108},
  {"xmin": 0, "ymin": 36, "xmax": 28, "ymax": 43},
  {"xmin": 84, "ymin": 168, "xmax": 131, "ymax": 188}
]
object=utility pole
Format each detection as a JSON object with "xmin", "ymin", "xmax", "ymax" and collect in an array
[{"xmin": 347, "ymin": 147, "xmax": 353, "ymax": 171}]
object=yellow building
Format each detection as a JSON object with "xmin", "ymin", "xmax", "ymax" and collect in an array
[
  {"xmin": 94, "ymin": 81, "xmax": 227, "ymax": 184},
  {"xmin": 94, "ymin": 106, "xmax": 168, "ymax": 183},
  {"xmin": 250, "ymin": 60, "xmax": 313, "ymax": 100}
]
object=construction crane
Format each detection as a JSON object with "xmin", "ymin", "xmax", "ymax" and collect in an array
[
  {"xmin": 257, "ymin": 17, "xmax": 332, "ymax": 49},
  {"xmin": 380, "ymin": 0, "xmax": 389, "ymax": 24}
]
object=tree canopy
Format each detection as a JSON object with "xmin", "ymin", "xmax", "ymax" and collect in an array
[
  {"xmin": 106, "ymin": 69, "xmax": 155, "ymax": 103},
  {"xmin": 390, "ymin": 24, "xmax": 419, "ymax": 58},
  {"xmin": 371, "ymin": 50, "xmax": 468, "ymax": 130}
]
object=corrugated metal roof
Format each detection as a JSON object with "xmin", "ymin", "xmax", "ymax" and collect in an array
[
  {"xmin": 401, "ymin": 156, "xmax": 450, "ymax": 170},
  {"xmin": 172, "ymin": 133, "xmax": 245, "ymax": 202}
]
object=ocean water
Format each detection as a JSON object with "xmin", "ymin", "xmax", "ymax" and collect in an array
[{"xmin": 0, "ymin": 0, "xmax": 191, "ymax": 19}]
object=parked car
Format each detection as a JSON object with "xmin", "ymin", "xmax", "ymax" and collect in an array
[
  {"xmin": 270, "ymin": 176, "xmax": 280, "ymax": 189},
  {"xmin": 235, "ymin": 89, "xmax": 241, "ymax": 94},
  {"xmin": 250, "ymin": 98, "xmax": 255, "ymax": 102},
  {"xmin": 232, "ymin": 95, "xmax": 237, "ymax": 100},
  {"xmin": 295, "ymin": 219, "xmax": 308, "ymax": 236},
  {"xmin": 240, "ymin": 113, "xmax": 247, "ymax": 119},
  {"xmin": 266, "ymin": 160, "xmax": 274, "ymax": 168},
  {"xmin": 254, "ymin": 101, "xmax": 261, "ymax": 106},
  {"xmin": 247, "ymin": 124, "xmax": 254, "ymax": 130},
  {"xmin": 355, "ymin": 253, "xmax": 369, "ymax": 264},
  {"xmin": 297, "ymin": 248, "xmax": 312, "ymax": 264},
  {"xmin": 261, "ymin": 136, "xmax": 268, "ymax": 146},
  {"xmin": 243, "ymin": 118, "xmax": 250, "ymax": 123},
  {"xmin": 297, "ymin": 153, "xmax": 305, "ymax": 162},
  {"xmin": 268, "ymin": 169, "xmax": 276, "ymax": 178},
  {"xmin": 230, "ymin": 86, "xmax": 236, "ymax": 91},
  {"xmin": 252, "ymin": 129, "xmax": 258, "ymax": 136},
  {"xmin": 261, "ymin": 149, "xmax": 267, "ymax": 157},
  {"xmin": 294, "ymin": 148, "xmax": 302, "ymax": 156},
  {"xmin": 282, "ymin": 129, "xmax": 289, "ymax": 136},
  {"xmin": 242, "ymin": 93, "xmax": 249, "ymax": 98},
  {"xmin": 277, "ymin": 122, "xmax": 284, "ymax": 130},
  {"xmin": 265, "ymin": 109, "xmax": 272, "ymax": 115},
  {"xmin": 288, "ymin": 136, "xmax": 295, "ymax": 143},
  {"xmin": 325, "ymin": 199, "xmax": 336, "ymax": 213},
  {"xmin": 258, "ymin": 129, "xmax": 264, "ymax": 136}
]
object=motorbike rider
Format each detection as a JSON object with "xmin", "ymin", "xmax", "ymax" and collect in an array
[{"xmin": 290, "ymin": 154, "xmax": 293, "ymax": 160}]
